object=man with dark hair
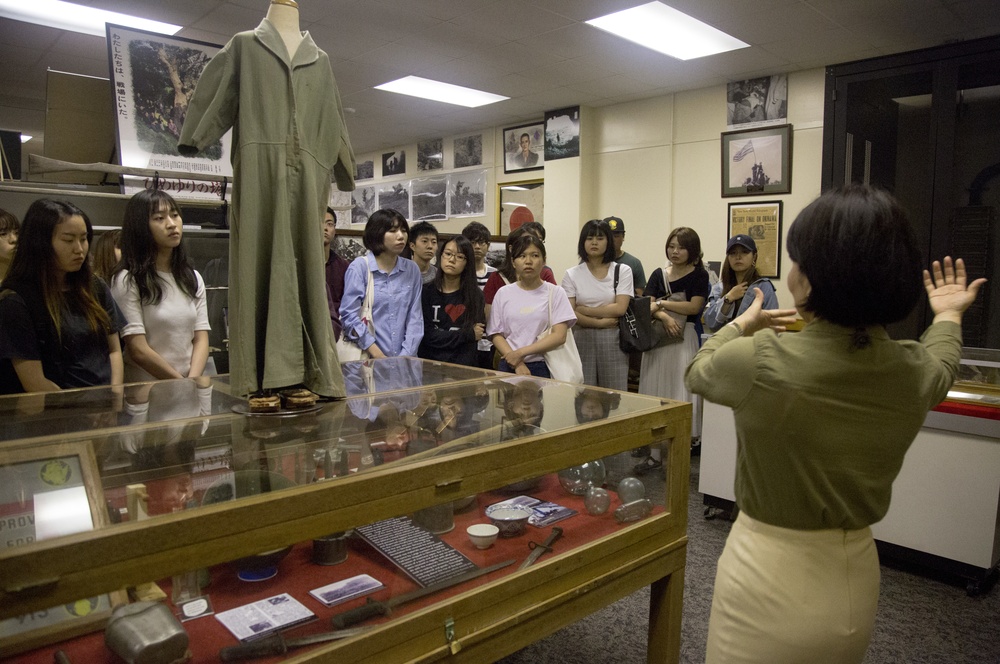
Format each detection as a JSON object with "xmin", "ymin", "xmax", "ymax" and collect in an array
[
  {"xmin": 605, "ymin": 216, "xmax": 646, "ymax": 296},
  {"xmin": 404, "ymin": 221, "xmax": 438, "ymax": 284},
  {"xmin": 511, "ymin": 132, "xmax": 539, "ymax": 168},
  {"xmin": 323, "ymin": 207, "xmax": 349, "ymax": 341}
]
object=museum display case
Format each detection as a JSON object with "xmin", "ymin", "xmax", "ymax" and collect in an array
[{"xmin": 0, "ymin": 358, "xmax": 691, "ymax": 662}]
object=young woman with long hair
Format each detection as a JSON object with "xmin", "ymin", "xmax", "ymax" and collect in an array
[
  {"xmin": 703, "ymin": 233, "xmax": 778, "ymax": 331},
  {"xmin": 417, "ymin": 235, "xmax": 486, "ymax": 367},
  {"xmin": 487, "ymin": 234, "xmax": 576, "ymax": 378},
  {"xmin": 562, "ymin": 219, "xmax": 633, "ymax": 390},
  {"xmin": 90, "ymin": 229, "xmax": 121, "ymax": 284},
  {"xmin": 635, "ymin": 227, "xmax": 710, "ymax": 472},
  {"xmin": 0, "ymin": 199, "xmax": 125, "ymax": 393},
  {"xmin": 340, "ymin": 209, "xmax": 423, "ymax": 358},
  {"xmin": 0, "ymin": 207, "xmax": 19, "ymax": 283},
  {"xmin": 111, "ymin": 189, "xmax": 210, "ymax": 381}
]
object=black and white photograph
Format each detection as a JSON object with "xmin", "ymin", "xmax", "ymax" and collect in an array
[
  {"xmin": 309, "ymin": 574, "xmax": 384, "ymax": 608},
  {"xmin": 356, "ymin": 159, "xmax": 374, "ymax": 181},
  {"xmin": 334, "ymin": 232, "xmax": 367, "ymax": 261},
  {"xmin": 528, "ymin": 500, "xmax": 577, "ymax": 527},
  {"xmin": 721, "ymin": 124, "xmax": 792, "ymax": 197},
  {"xmin": 382, "ymin": 149, "xmax": 406, "ymax": 177},
  {"xmin": 544, "ymin": 106, "xmax": 580, "ymax": 161},
  {"xmin": 417, "ymin": 138, "xmax": 443, "ymax": 171},
  {"xmin": 449, "ymin": 169, "xmax": 486, "ymax": 218},
  {"xmin": 411, "ymin": 175, "xmax": 447, "ymax": 221},
  {"xmin": 378, "ymin": 181, "xmax": 410, "ymax": 219},
  {"xmin": 106, "ymin": 24, "xmax": 232, "ymax": 199},
  {"xmin": 453, "ymin": 134, "xmax": 483, "ymax": 167},
  {"xmin": 486, "ymin": 241, "xmax": 506, "ymax": 270},
  {"xmin": 726, "ymin": 74, "xmax": 788, "ymax": 129},
  {"xmin": 503, "ymin": 122, "xmax": 544, "ymax": 174},
  {"xmin": 352, "ymin": 185, "xmax": 377, "ymax": 225}
]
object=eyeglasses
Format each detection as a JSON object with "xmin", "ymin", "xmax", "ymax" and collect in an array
[
  {"xmin": 441, "ymin": 250, "xmax": 467, "ymax": 262},
  {"xmin": 323, "ymin": 220, "xmax": 336, "ymax": 228}
]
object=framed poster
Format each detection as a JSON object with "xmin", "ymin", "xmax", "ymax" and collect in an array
[
  {"xmin": 503, "ymin": 123, "xmax": 544, "ymax": 174},
  {"xmin": 0, "ymin": 441, "xmax": 126, "ymax": 655},
  {"xmin": 106, "ymin": 24, "xmax": 232, "ymax": 199},
  {"xmin": 726, "ymin": 75, "xmax": 788, "ymax": 129},
  {"xmin": 449, "ymin": 170, "xmax": 486, "ymax": 218},
  {"xmin": 417, "ymin": 139, "xmax": 443, "ymax": 171},
  {"xmin": 721, "ymin": 124, "xmax": 792, "ymax": 197},
  {"xmin": 497, "ymin": 179, "xmax": 544, "ymax": 236},
  {"xmin": 382, "ymin": 150, "xmax": 406, "ymax": 177},
  {"xmin": 544, "ymin": 106, "xmax": 580, "ymax": 160},
  {"xmin": 727, "ymin": 201, "xmax": 783, "ymax": 278}
]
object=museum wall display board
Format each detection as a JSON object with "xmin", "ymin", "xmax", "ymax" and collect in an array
[{"xmin": 0, "ymin": 358, "xmax": 691, "ymax": 662}]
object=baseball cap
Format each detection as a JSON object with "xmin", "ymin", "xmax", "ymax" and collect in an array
[
  {"xmin": 726, "ymin": 234, "xmax": 757, "ymax": 252},
  {"xmin": 604, "ymin": 216, "xmax": 625, "ymax": 233}
]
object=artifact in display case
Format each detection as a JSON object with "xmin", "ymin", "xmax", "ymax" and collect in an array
[{"xmin": 1, "ymin": 358, "xmax": 691, "ymax": 663}]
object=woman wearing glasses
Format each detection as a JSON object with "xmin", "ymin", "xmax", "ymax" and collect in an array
[{"xmin": 417, "ymin": 235, "xmax": 486, "ymax": 367}]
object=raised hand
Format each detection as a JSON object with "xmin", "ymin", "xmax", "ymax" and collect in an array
[
  {"xmin": 732, "ymin": 288, "xmax": 797, "ymax": 336},
  {"xmin": 924, "ymin": 257, "xmax": 986, "ymax": 324}
]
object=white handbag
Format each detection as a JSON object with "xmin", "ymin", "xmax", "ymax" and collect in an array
[
  {"xmin": 335, "ymin": 266, "xmax": 374, "ymax": 362},
  {"xmin": 537, "ymin": 285, "xmax": 584, "ymax": 384}
]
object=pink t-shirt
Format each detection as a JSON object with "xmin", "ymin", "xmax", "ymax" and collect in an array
[{"xmin": 486, "ymin": 282, "xmax": 576, "ymax": 363}]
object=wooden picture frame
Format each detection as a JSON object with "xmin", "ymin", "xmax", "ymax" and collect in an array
[
  {"xmin": 727, "ymin": 200, "xmax": 783, "ymax": 278},
  {"xmin": 497, "ymin": 179, "xmax": 544, "ymax": 236},
  {"xmin": 721, "ymin": 124, "xmax": 792, "ymax": 197},
  {"xmin": 502, "ymin": 123, "xmax": 544, "ymax": 174},
  {"xmin": 0, "ymin": 441, "xmax": 126, "ymax": 655}
]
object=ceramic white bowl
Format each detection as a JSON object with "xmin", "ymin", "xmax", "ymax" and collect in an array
[
  {"xmin": 485, "ymin": 505, "xmax": 533, "ymax": 537},
  {"xmin": 467, "ymin": 523, "xmax": 500, "ymax": 549}
]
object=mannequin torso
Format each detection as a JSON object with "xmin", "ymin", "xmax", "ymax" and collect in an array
[{"xmin": 265, "ymin": 1, "xmax": 304, "ymax": 60}]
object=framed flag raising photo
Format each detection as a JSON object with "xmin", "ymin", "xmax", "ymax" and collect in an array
[{"xmin": 721, "ymin": 124, "xmax": 792, "ymax": 197}]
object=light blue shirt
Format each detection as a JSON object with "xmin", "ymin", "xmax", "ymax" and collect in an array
[{"xmin": 340, "ymin": 253, "xmax": 424, "ymax": 357}]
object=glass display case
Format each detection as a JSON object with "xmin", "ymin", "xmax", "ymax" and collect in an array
[{"xmin": 0, "ymin": 359, "xmax": 691, "ymax": 662}]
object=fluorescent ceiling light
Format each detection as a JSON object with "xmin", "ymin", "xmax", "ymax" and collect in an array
[
  {"xmin": 586, "ymin": 1, "xmax": 748, "ymax": 60},
  {"xmin": 20, "ymin": 135, "xmax": 33, "ymax": 143},
  {"xmin": 0, "ymin": 0, "xmax": 181, "ymax": 37},
  {"xmin": 375, "ymin": 76, "xmax": 508, "ymax": 108}
]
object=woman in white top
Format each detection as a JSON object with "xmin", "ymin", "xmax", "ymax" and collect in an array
[
  {"xmin": 111, "ymin": 190, "xmax": 210, "ymax": 382},
  {"xmin": 562, "ymin": 219, "xmax": 632, "ymax": 390}
]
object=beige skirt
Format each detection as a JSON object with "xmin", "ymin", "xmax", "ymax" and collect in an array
[{"xmin": 706, "ymin": 512, "xmax": 880, "ymax": 664}]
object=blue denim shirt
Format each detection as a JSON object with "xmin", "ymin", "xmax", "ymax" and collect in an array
[{"xmin": 340, "ymin": 253, "xmax": 423, "ymax": 357}]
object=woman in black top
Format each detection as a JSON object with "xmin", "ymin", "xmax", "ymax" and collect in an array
[{"xmin": 417, "ymin": 235, "xmax": 485, "ymax": 367}]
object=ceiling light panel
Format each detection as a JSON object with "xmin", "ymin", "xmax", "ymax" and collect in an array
[
  {"xmin": 375, "ymin": 76, "xmax": 509, "ymax": 108},
  {"xmin": 0, "ymin": 0, "xmax": 181, "ymax": 37}
]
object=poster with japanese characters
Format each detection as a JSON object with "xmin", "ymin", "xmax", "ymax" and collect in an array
[{"xmin": 106, "ymin": 24, "xmax": 232, "ymax": 200}]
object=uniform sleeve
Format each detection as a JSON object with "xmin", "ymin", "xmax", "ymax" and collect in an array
[
  {"xmin": 193, "ymin": 271, "xmax": 211, "ymax": 332},
  {"xmin": 550, "ymin": 285, "xmax": 577, "ymax": 328},
  {"xmin": 400, "ymin": 265, "xmax": 424, "ymax": 357},
  {"xmin": 177, "ymin": 46, "xmax": 239, "ymax": 155},
  {"xmin": 0, "ymin": 291, "xmax": 40, "ymax": 361},
  {"xmin": 684, "ymin": 323, "xmax": 757, "ymax": 408},
  {"xmin": 110, "ymin": 272, "xmax": 146, "ymax": 337},
  {"xmin": 330, "ymin": 77, "xmax": 357, "ymax": 192},
  {"xmin": 703, "ymin": 281, "xmax": 728, "ymax": 330}
]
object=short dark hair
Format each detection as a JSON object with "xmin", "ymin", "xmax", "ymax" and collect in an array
[
  {"xmin": 520, "ymin": 132, "xmax": 530, "ymax": 142},
  {"xmin": 326, "ymin": 207, "xmax": 337, "ymax": 222},
  {"xmin": 408, "ymin": 221, "xmax": 438, "ymax": 242},
  {"xmin": 363, "ymin": 209, "xmax": 409, "ymax": 255},
  {"xmin": 665, "ymin": 227, "xmax": 704, "ymax": 270},
  {"xmin": 577, "ymin": 219, "xmax": 616, "ymax": 264},
  {"xmin": 520, "ymin": 221, "xmax": 546, "ymax": 241},
  {"xmin": 461, "ymin": 221, "xmax": 491, "ymax": 244},
  {"xmin": 0, "ymin": 207, "xmax": 19, "ymax": 235},
  {"xmin": 509, "ymin": 233, "xmax": 546, "ymax": 262},
  {"xmin": 787, "ymin": 185, "xmax": 923, "ymax": 328}
]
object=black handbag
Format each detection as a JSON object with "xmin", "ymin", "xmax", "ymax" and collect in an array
[{"xmin": 613, "ymin": 265, "xmax": 656, "ymax": 353}]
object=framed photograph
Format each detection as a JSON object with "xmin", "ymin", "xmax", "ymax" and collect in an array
[
  {"xmin": 721, "ymin": 124, "xmax": 792, "ymax": 197},
  {"xmin": 449, "ymin": 169, "xmax": 486, "ymax": 218},
  {"xmin": 356, "ymin": 160, "xmax": 374, "ymax": 181},
  {"xmin": 352, "ymin": 185, "xmax": 377, "ymax": 226},
  {"xmin": 105, "ymin": 24, "xmax": 232, "ymax": 200},
  {"xmin": 497, "ymin": 178, "xmax": 543, "ymax": 236},
  {"xmin": 417, "ymin": 139, "xmax": 443, "ymax": 171},
  {"xmin": 382, "ymin": 150, "xmax": 406, "ymax": 177},
  {"xmin": 334, "ymin": 230, "xmax": 368, "ymax": 262},
  {"xmin": 727, "ymin": 201, "xmax": 783, "ymax": 278},
  {"xmin": 0, "ymin": 441, "xmax": 126, "ymax": 655},
  {"xmin": 453, "ymin": 134, "xmax": 483, "ymax": 168},
  {"xmin": 503, "ymin": 123, "xmax": 544, "ymax": 174},
  {"xmin": 726, "ymin": 75, "xmax": 788, "ymax": 129},
  {"xmin": 411, "ymin": 175, "xmax": 447, "ymax": 221},
  {"xmin": 544, "ymin": 106, "xmax": 580, "ymax": 161},
  {"xmin": 377, "ymin": 181, "xmax": 410, "ymax": 219}
]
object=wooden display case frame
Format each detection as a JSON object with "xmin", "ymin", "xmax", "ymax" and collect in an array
[{"xmin": 0, "ymin": 380, "xmax": 690, "ymax": 663}]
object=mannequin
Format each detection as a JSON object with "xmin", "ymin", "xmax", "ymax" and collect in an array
[
  {"xmin": 178, "ymin": 0, "xmax": 356, "ymax": 401},
  {"xmin": 265, "ymin": 0, "xmax": 303, "ymax": 62}
]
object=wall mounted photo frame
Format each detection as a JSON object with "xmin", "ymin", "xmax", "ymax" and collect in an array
[
  {"xmin": 502, "ymin": 122, "xmax": 544, "ymax": 174},
  {"xmin": 727, "ymin": 200, "xmax": 783, "ymax": 278},
  {"xmin": 497, "ymin": 178, "xmax": 544, "ymax": 236},
  {"xmin": 721, "ymin": 124, "xmax": 792, "ymax": 197},
  {"xmin": 0, "ymin": 441, "xmax": 126, "ymax": 655},
  {"xmin": 544, "ymin": 106, "xmax": 580, "ymax": 160}
]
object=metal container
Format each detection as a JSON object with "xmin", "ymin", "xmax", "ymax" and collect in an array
[
  {"xmin": 104, "ymin": 601, "xmax": 189, "ymax": 664},
  {"xmin": 312, "ymin": 531, "xmax": 350, "ymax": 565}
]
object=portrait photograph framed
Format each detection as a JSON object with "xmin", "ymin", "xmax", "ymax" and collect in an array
[
  {"xmin": 502, "ymin": 122, "xmax": 544, "ymax": 174},
  {"xmin": 721, "ymin": 124, "xmax": 792, "ymax": 197},
  {"xmin": 0, "ymin": 441, "xmax": 127, "ymax": 655},
  {"xmin": 497, "ymin": 178, "xmax": 544, "ymax": 236},
  {"xmin": 727, "ymin": 200, "xmax": 783, "ymax": 278}
]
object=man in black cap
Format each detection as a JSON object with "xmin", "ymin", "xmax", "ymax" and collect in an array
[{"xmin": 605, "ymin": 216, "xmax": 646, "ymax": 296}]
